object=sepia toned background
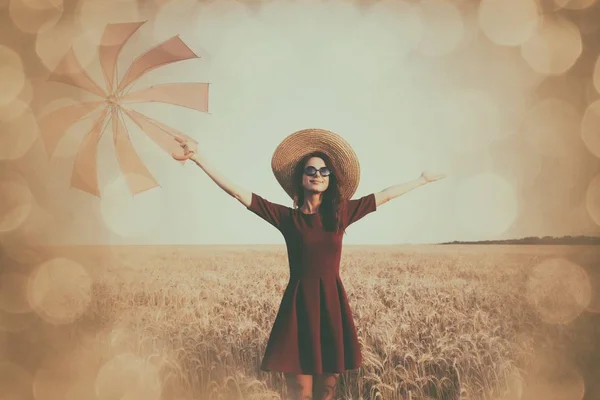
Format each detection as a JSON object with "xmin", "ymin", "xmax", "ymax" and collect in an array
[
  {"xmin": 1, "ymin": 0, "xmax": 600, "ymax": 399},
  {"xmin": 1, "ymin": 0, "xmax": 600, "ymax": 246}
]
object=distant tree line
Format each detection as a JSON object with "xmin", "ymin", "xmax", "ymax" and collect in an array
[{"xmin": 440, "ymin": 235, "xmax": 600, "ymax": 245}]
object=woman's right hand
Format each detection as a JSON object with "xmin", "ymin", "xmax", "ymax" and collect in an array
[{"xmin": 172, "ymin": 135, "xmax": 198, "ymax": 161}]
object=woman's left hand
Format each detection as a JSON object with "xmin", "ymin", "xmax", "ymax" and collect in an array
[{"xmin": 420, "ymin": 171, "xmax": 447, "ymax": 183}]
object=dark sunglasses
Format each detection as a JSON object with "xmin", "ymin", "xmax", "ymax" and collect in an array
[{"xmin": 304, "ymin": 166, "xmax": 331, "ymax": 177}]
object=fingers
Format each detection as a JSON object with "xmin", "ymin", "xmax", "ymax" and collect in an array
[
  {"xmin": 174, "ymin": 135, "xmax": 185, "ymax": 143},
  {"xmin": 176, "ymin": 137, "xmax": 195, "ymax": 152},
  {"xmin": 172, "ymin": 134, "xmax": 197, "ymax": 162},
  {"xmin": 172, "ymin": 151, "xmax": 195, "ymax": 161}
]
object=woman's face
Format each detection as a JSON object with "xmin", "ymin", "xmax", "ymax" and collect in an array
[{"xmin": 302, "ymin": 156, "xmax": 330, "ymax": 194}]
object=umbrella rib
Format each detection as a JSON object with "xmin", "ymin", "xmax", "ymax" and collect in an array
[
  {"xmin": 116, "ymin": 106, "xmax": 162, "ymax": 195},
  {"xmin": 99, "ymin": 21, "xmax": 147, "ymax": 95},
  {"xmin": 70, "ymin": 108, "xmax": 110, "ymax": 196},
  {"xmin": 116, "ymin": 35, "xmax": 199, "ymax": 96},
  {"xmin": 116, "ymin": 107, "xmax": 138, "ymax": 200},
  {"xmin": 121, "ymin": 82, "xmax": 210, "ymax": 114},
  {"xmin": 120, "ymin": 106, "xmax": 168, "ymax": 136}
]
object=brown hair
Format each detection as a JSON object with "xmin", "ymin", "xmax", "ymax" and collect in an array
[{"xmin": 292, "ymin": 151, "xmax": 347, "ymax": 234}]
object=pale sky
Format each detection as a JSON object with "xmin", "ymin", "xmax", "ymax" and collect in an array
[{"xmin": 2, "ymin": 0, "xmax": 600, "ymax": 245}]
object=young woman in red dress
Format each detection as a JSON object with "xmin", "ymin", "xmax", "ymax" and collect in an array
[{"xmin": 173, "ymin": 128, "xmax": 446, "ymax": 400}]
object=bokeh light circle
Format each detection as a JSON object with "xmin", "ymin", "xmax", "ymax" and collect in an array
[
  {"xmin": 9, "ymin": 0, "xmax": 63, "ymax": 34},
  {"xmin": 585, "ymin": 267, "xmax": 600, "ymax": 314},
  {"xmin": 478, "ymin": 0, "xmax": 540, "ymax": 46},
  {"xmin": 0, "ymin": 233, "xmax": 52, "ymax": 265},
  {"xmin": 99, "ymin": 173, "xmax": 164, "ymax": 238},
  {"xmin": 35, "ymin": 20, "xmax": 96, "ymax": 73},
  {"xmin": 1, "ymin": 200, "xmax": 56, "ymax": 247},
  {"xmin": 586, "ymin": 172, "xmax": 600, "ymax": 226},
  {"xmin": 27, "ymin": 257, "xmax": 93, "ymax": 325},
  {"xmin": 451, "ymin": 173, "xmax": 518, "ymax": 239},
  {"xmin": 0, "ymin": 101, "xmax": 40, "ymax": 160},
  {"xmin": 520, "ymin": 15, "xmax": 582, "ymax": 75},
  {"xmin": 32, "ymin": 348, "xmax": 99, "ymax": 400},
  {"xmin": 95, "ymin": 352, "xmax": 162, "ymax": 400},
  {"xmin": 0, "ymin": 77, "xmax": 33, "ymax": 120},
  {"xmin": 417, "ymin": 0, "xmax": 463, "ymax": 56},
  {"xmin": 0, "ymin": 65, "xmax": 27, "ymax": 109},
  {"xmin": 581, "ymin": 100, "xmax": 600, "ymax": 158},
  {"xmin": 77, "ymin": 0, "xmax": 140, "ymax": 38},
  {"xmin": 107, "ymin": 325, "xmax": 138, "ymax": 355},
  {"xmin": 0, "ymin": 45, "xmax": 25, "ymax": 107},
  {"xmin": 526, "ymin": 257, "xmax": 592, "ymax": 324},
  {"xmin": 0, "ymin": 170, "xmax": 33, "ymax": 233},
  {"xmin": 522, "ymin": 98, "xmax": 580, "ymax": 158}
]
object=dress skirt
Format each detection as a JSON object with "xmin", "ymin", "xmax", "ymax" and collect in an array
[{"xmin": 259, "ymin": 274, "xmax": 362, "ymax": 374}]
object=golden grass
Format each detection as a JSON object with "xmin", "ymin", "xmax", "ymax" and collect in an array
[{"xmin": 11, "ymin": 244, "xmax": 599, "ymax": 400}]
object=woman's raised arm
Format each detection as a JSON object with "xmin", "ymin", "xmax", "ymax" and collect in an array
[{"xmin": 172, "ymin": 136, "xmax": 252, "ymax": 208}]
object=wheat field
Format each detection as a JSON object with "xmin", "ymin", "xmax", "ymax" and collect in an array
[{"xmin": 1, "ymin": 244, "xmax": 599, "ymax": 400}]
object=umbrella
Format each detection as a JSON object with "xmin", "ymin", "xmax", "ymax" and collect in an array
[{"xmin": 39, "ymin": 20, "xmax": 209, "ymax": 197}]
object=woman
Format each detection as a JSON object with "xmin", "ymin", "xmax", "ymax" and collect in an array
[{"xmin": 172, "ymin": 128, "xmax": 446, "ymax": 400}]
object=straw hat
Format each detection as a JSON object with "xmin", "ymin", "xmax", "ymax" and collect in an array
[{"xmin": 271, "ymin": 128, "xmax": 360, "ymax": 200}]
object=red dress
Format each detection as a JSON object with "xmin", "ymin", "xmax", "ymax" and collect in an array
[{"xmin": 247, "ymin": 192, "xmax": 377, "ymax": 374}]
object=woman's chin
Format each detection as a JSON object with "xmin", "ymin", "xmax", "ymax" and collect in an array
[{"xmin": 305, "ymin": 186, "xmax": 325, "ymax": 193}]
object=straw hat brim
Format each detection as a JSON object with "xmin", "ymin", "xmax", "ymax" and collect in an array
[{"xmin": 271, "ymin": 128, "xmax": 360, "ymax": 201}]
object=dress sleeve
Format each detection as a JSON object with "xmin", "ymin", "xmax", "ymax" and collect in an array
[
  {"xmin": 346, "ymin": 193, "xmax": 377, "ymax": 227},
  {"xmin": 246, "ymin": 192, "xmax": 290, "ymax": 230}
]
